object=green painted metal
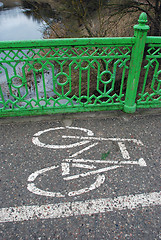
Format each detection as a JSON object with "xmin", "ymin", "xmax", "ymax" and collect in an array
[
  {"xmin": 124, "ymin": 13, "xmax": 150, "ymax": 113},
  {"xmin": 146, "ymin": 37, "xmax": 161, "ymax": 45},
  {"xmin": 0, "ymin": 13, "xmax": 160, "ymax": 118},
  {"xmin": 0, "ymin": 37, "xmax": 135, "ymax": 49},
  {"xmin": 0, "ymin": 40, "xmax": 133, "ymax": 117},
  {"xmin": 136, "ymin": 39, "xmax": 161, "ymax": 108}
]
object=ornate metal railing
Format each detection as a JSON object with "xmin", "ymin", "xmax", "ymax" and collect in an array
[
  {"xmin": 136, "ymin": 37, "xmax": 161, "ymax": 108},
  {"xmin": 0, "ymin": 13, "xmax": 160, "ymax": 117}
]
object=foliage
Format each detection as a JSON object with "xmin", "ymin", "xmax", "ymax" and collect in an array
[
  {"xmin": 106, "ymin": 0, "xmax": 161, "ymax": 36},
  {"xmin": 62, "ymin": 0, "xmax": 161, "ymax": 36}
]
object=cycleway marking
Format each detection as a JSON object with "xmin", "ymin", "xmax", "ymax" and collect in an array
[
  {"xmin": 27, "ymin": 158, "xmax": 147, "ymax": 198},
  {"xmin": 32, "ymin": 126, "xmax": 144, "ymax": 152},
  {"xmin": 29, "ymin": 126, "xmax": 147, "ymax": 198},
  {"xmin": 65, "ymin": 158, "xmax": 147, "ymax": 166},
  {"xmin": 0, "ymin": 191, "xmax": 160, "ymax": 223},
  {"xmin": 32, "ymin": 126, "xmax": 94, "ymax": 149}
]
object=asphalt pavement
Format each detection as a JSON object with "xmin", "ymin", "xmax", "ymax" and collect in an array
[{"xmin": 0, "ymin": 109, "xmax": 161, "ymax": 239}]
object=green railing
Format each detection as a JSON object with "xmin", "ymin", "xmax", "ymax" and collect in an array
[{"xmin": 0, "ymin": 13, "xmax": 160, "ymax": 118}]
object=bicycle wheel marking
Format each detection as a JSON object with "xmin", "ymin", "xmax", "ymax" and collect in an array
[
  {"xmin": 28, "ymin": 126, "xmax": 147, "ymax": 198},
  {"xmin": 28, "ymin": 165, "xmax": 59, "ymax": 182},
  {"xmin": 32, "ymin": 126, "xmax": 94, "ymax": 149},
  {"xmin": 68, "ymin": 174, "xmax": 105, "ymax": 197},
  {"xmin": 27, "ymin": 183, "xmax": 65, "ymax": 198},
  {"xmin": 32, "ymin": 137, "xmax": 90, "ymax": 149},
  {"xmin": 27, "ymin": 164, "xmax": 105, "ymax": 197},
  {"xmin": 27, "ymin": 162, "xmax": 107, "ymax": 197}
]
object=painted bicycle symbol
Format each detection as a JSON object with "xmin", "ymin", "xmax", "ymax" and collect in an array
[{"xmin": 27, "ymin": 126, "xmax": 147, "ymax": 197}]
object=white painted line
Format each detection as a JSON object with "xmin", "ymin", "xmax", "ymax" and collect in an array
[
  {"xmin": 66, "ymin": 126, "xmax": 94, "ymax": 136},
  {"xmin": 28, "ymin": 173, "xmax": 105, "ymax": 198},
  {"xmin": 32, "ymin": 136, "xmax": 90, "ymax": 149},
  {"xmin": 69, "ymin": 142, "xmax": 99, "ymax": 158},
  {"xmin": 65, "ymin": 158, "xmax": 147, "ymax": 166},
  {"xmin": 0, "ymin": 191, "xmax": 160, "ymax": 223},
  {"xmin": 27, "ymin": 183, "xmax": 65, "ymax": 198},
  {"xmin": 62, "ymin": 136, "xmax": 144, "ymax": 146},
  {"xmin": 27, "ymin": 159, "xmax": 147, "ymax": 198},
  {"xmin": 33, "ymin": 127, "xmax": 65, "ymax": 137},
  {"xmin": 71, "ymin": 163, "xmax": 96, "ymax": 169},
  {"xmin": 33, "ymin": 127, "xmax": 94, "ymax": 137},
  {"xmin": 118, "ymin": 142, "xmax": 130, "ymax": 159},
  {"xmin": 63, "ymin": 165, "xmax": 121, "ymax": 180},
  {"xmin": 65, "ymin": 158, "xmax": 120, "ymax": 164},
  {"xmin": 121, "ymin": 158, "xmax": 147, "ymax": 167},
  {"xmin": 61, "ymin": 163, "xmax": 70, "ymax": 176},
  {"xmin": 28, "ymin": 165, "xmax": 59, "ymax": 182},
  {"xmin": 68, "ymin": 174, "xmax": 105, "ymax": 197},
  {"xmin": 32, "ymin": 127, "xmax": 95, "ymax": 149}
]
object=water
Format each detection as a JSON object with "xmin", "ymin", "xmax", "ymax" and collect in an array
[
  {"xmin": 0, "ymin": 0, "xmax": 54, "ymax": 41},
  {"xmin": 0, "ymin": 1, "xmax": 58, "ymax": 106},
  {"xmin": 0, "ymin": 1, "xmax": 74, "ymax": 108}
]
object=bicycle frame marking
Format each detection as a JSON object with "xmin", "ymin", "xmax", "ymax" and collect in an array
[
  {"xmin": 69, "ymin": 142, "xmax": 99, "ymax": 158},
  {"xmin": 28, "ymin": 126, "xmax": 147, "ymax": 198},
  {"xmin": 65, "ymin": 158, "xmax": 147, "ymax": 166}
]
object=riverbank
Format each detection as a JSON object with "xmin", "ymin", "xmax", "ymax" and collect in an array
[
  {"xmin": 26, "ymin": 0, "xmax": 140, "ymax": 39},
  {"xmin": 19, "ymin": 0, "xmax": 141, "ymax": 99}
]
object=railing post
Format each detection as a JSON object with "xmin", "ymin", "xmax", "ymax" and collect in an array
[{"xmin": 124, "ymin": 12, "xmax": 149, "ymax": 113}]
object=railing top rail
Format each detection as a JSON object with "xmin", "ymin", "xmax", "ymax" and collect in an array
[
  {"xmin": 146, "ymin": 36, "xmax": 161, "ymax": 44},
  {"xmin": 0, "ymin": 37, "xmax": 135, "ymax": 50}
]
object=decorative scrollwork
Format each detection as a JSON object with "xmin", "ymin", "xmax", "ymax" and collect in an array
[
  {"xmin": 137, "ymin": 45, "xmax": 161, "ymax": 106},
  {"xmin": 0, "ymin": 45, "xmax": 131, "ymax": 114}
]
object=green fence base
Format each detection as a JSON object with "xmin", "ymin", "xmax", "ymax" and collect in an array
[{"xmin": 123, "ymin": 103, "xmax": 136, "ymax": 113}]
